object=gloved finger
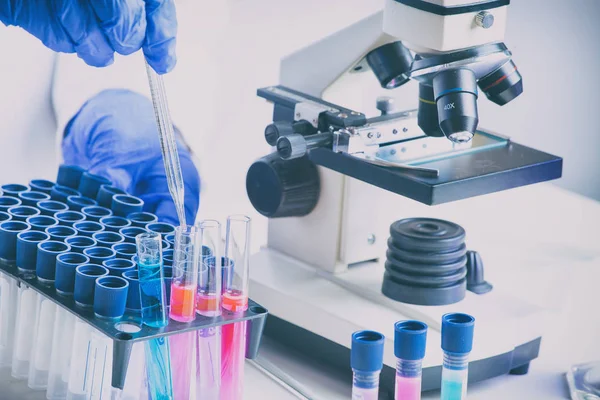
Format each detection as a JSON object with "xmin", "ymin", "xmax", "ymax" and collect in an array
[
  {"xmin": 137, "ymin": 154, "xmax": 201, "ymax": 225},
  {"xmin": 142, "ymin": 0, "xmax": 177, "ymax": 74},
  {"xmin": 53, "ymin": 1, "xmax": 115, "ymax": 67},
  {"xmin": 88, "ymin": 0, "xmax": 147, "ymax": 55}
]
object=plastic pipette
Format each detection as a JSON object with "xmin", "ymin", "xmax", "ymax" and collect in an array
[{"xmin": 145, "ymin": 62, "xmax": 186, "ymax": 227}]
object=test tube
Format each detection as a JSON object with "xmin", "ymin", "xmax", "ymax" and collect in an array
[
  {"xmin": 28, "ymin": 294, "xmax": 58, "ymax": 390},
  {"xmin": 350, "ymin": 330, "xmax": 385, "ymax": 400},
  {"xmin": 221, "ymin": 215, "xmax": 251, "ymax": 400},
  {"xmin": 0, "ymin": 273, "xmax": 19, "ymax": 367},
  {"xmin": 394, "ymin": 321, "xmax": 428, "ymax": 400},
  {"xmin": 144, "ymin": 337, "xmax": 174, "ymax": 400},
  {"xmin": 136, "ymin": 232, "xmax": 173, "ymax": 400},
  {"xmin": 136, "ymin": 232, "xmax": 168, "ymax": 328},
  {"xmin": 169, "ymin": 225, "xmax": 199, "ymax": 399},
  {"xmin": 12, "ymin": 284, "xmax": 39, "ymax": 379},
  {"xmin": 440, "ymin": 313, "xmax": 475, "ymax": 400},
  {"xmin": 196, "ymin": 220, "xmax": 222, "ymax": 400},
  {"xmin": 66, "ymin": 320, "xmax": 113, "ymax": 400},
  {"xmin": 47, "ymin": 308, "xmax": 76, "ymax": 400},
  {"xmin": 170, "ymin": 225, "xmax": 199, "ymax": 322},
  {"xmin": 66, "ymin": 319, "xmax": 91, "ymax": 399}
]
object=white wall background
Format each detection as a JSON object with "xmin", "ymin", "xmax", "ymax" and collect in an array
[{"xmin": 2, "ymin": 0, "xmax": 600, "ymax": 245}]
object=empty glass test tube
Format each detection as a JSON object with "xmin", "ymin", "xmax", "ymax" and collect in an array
[
  {"xmin": 12, "ymin": 284, "xmax": 39, "ymax": 379},
  {"xmin": 0, "ymin": 273, "xmax": 19, "ymax": 367},
  {"xmin": 196, "ymin": 220, "xmax": 222, "ymax": 400},
  {"xmin": 66, "ymin": 320, "xmax": 112, "ymax": 400},
  {"xmin": 47, "ymin": 307, "xmax": 76, "ymax": 400},
  {"xmin": 169, "ymin": 225, "xmax": 199, "ymax": 323},
  {"xmin": 440, "ymin": 313, "xmax": 475, "ymax": 400},
  {"xmin": 221, "ymin": 215, "xmax": 251, "ymax": 400},
  {"xmin": 394, "ymin": 321, "xmax": 428, "ymax": 400},
  {"xmin": 28, "ymin": 293, "xmax": 58, "ymax": 390},
  {"xmin": 351, "ymin": 330, "xmax": 385, "ymax": 400}
]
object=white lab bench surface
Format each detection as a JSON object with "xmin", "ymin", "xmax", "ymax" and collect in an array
[
  {"xmin": 249, "ymin": 182, "xmax": 600, "ymax": 400},
  {"xmin": 0, "ymin": 184, "xmax": 596, "ymax": 398}
]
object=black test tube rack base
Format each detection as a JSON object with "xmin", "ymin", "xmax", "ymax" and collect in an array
[{"xmin": 0, "ymin": 260, "xmax": 268, "ymax": 390}]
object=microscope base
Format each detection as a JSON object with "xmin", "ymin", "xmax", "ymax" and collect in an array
[{"xmin": 250, "ymin": 248, "xmax": 545, "ymax": 392}]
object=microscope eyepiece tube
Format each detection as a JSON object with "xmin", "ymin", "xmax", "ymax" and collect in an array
[
  {"xmin": 433, "ymin": 69, "xmax": 479, "ymax": 143},
  {"xmin": 366, "ymin": 41, "xmax": 413, "ymax": 89}
]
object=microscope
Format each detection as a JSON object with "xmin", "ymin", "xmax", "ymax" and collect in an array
[{"xmin": 246, "ymin": 0, "xmax": 562, "ymax": 393}]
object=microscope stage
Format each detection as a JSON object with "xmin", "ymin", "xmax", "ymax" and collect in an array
[{"xmin": 309, "ymin": 133, "xmax": 562, "ymax": 205}]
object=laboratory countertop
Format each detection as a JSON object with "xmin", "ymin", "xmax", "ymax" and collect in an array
[
  {"xmin": 0, "ymin": 184, "xmax": 598, "ymax": 399},
  {"xmin": 249, "ymin": 183, "xmax": 600, "ymax": 400}
]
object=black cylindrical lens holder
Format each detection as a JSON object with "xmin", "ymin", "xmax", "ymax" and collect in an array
[
  {"xmin": 366, "ymin": 41, "xmax": 413, "ymax": 89},
  {"xmin": 479, "ymin": 60, "xmax": 523, "ymax": 106},
  {"xmin": 382, "ymin": 218, "xmax": 467, "ymax": 306},
  {"xmin": 433, "ymin": 69, "xmax": 479, "ymax": 143},
  {"xmin": 418, "ymin": 84, "xmax": 444, "ymax": 138}
]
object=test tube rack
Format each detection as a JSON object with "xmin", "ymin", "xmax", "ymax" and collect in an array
[
  {"xmin": 0, "ymin": 260, "xmax": 268, "ymax": 390},
  {"xmin": 0, "ymin": 172, "xmax": 268, "ymax": 393}
]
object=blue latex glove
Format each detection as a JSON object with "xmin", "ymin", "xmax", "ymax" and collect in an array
[
  {"xmin": 62, "ymin": 89, "xmax": 200, "ymax": 225},
  {"xmin": 0, "ymin": 0, "xmax": 176, "ymax": 73}
]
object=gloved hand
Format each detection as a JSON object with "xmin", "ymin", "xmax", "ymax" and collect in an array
[
  {"xmin": 62, "ymin": 89, "xmax": 200, "ymax": 225},
  {"xmin": 0, "ymin": 0, "xmax": 176, "ymax": 73}
]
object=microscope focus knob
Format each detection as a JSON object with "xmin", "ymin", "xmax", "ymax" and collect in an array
[
  {"xmin": 265, "ymin": 122, "xmax": 294, "ymax": 146},
  {"xmin": 376, "ymin": 96, "xmax": 396, "ymax": 115},
  {"xmin": 475, "ymin": 11, "xmax": 494, "ymax": 29},
  {"xmin": 246, "ymin": 152, "xmax": 320, "ymax": 218}
]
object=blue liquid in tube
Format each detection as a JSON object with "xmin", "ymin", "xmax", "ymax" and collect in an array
[{"xmin": 138, "ymin": 260, "xmax": 168, "ymax": 328}]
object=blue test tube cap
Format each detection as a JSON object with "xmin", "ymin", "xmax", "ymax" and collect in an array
[
  {"xmin": 394, "ymin": 320, "xmax": 428, "ymax": 360},
  {"xmin": 67, "ymin": 195, "xmax": 97, "ymax": 211},
  {"xmin": 1, "ymin": 183, "xmax": 29, "ymax": 197},
  {"xmin": 81, "ymin": 205, "xmax": 112, "ymax": 222},
  {"xmin": 18, "ymin": 190, "xmax": 50, "ymax": 207},
  {"xmin": 65, "ymin": 235, "xmax": 97, "ymax": 254},
  {"xmin": 37, "ymin": 200, "xmax": 69, "ymax": 216},
  {"xmin": 99, "ymin": 216, "xmax": 131, "ymax": 233},
  {"xmin": 78, "ymin": 172, "xmax": 112, "ymax": 199},
  {"xmin": 8, "ymin": 205, "xmax": 40, "ymax": 222},
  {"xmin": 441, "ymin": 313, "xmax": 475, "ymax": 354},
  {"xmin": 45, "ymin": 225, "xmax": 77, "ymax": 242},
  {"xmin": 127, "ymin": 211, "xmax": 158, "ymax": 228},
  {"xmin": 29, "ymin": 179, "xmax": 55, "ymax": 194},
  {"xmin": 146, "ymin": 222, "xmax": 175, "ymax": 235},
  {"xmin": 96, "ymin": 185, "xmax": 126, "ymax": 208},
  {"xmin": 0, "ymin": 211, "xmax": 11, "ymax": 223},
  {"xmin": 119, "ymin": 226, "xmax": 147, "ymax": 243},
  {"xmin": 111, "ymin": 194, "xmax": 144, "ymax": 218},
  {"xmin": 0, "ymin": 195, "xmax": 22, "ymax": 212},
  {"xmin": 57, "ymin": 164, "xmax": 85, "ymax": 189},
  {"xmin": 351, "ymin": 330, "xmax": 385, "ymax": 372},
  {"xmin": 94, "ymin": 276, "xmax": 129, "ymax": 319},
  {"xmin": 74, "ymin": 263, "xmax": 109, "ymax": 307},
  {"xmin": 50, "ymin": 185, "xmax": 80, "ymax": 203}
]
